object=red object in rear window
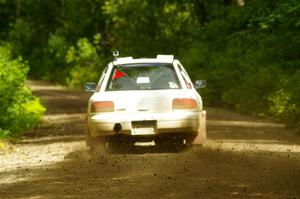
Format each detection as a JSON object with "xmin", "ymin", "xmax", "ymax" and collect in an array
[
  {"xmin": 91, "ymin": 101, "xmax": 114, "ymax": 112},
  {"xmin": 113, "ymin": 69, "xmax": 126, "ymax": 79},
  {"xmin": 173, "ymin": 98, "xmax": 197, "ymax": 110}
]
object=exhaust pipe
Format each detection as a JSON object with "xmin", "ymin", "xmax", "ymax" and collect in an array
[{"xmin": 113, "ymin": 123, "xmax": 122, "ymax": 133}]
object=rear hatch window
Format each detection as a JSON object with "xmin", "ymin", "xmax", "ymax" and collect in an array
[{"xmin": 106, "ymin": 63, "xmax": 181, "ymax": 91}]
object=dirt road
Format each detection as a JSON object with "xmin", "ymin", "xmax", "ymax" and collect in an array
[{"xmin": 1, "ymin": 80, "xmax": 300, "ymax": 199}]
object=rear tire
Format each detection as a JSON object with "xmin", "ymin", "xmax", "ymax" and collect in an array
[
  {"xmin": 191, "ymin": 110, "xmax": 207, "ymax": 145},
  {"xmin": 85, "ymin": 126, "xmax": 107, "ymax": 153}
]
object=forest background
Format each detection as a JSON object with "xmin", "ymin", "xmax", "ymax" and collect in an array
[{"xmin": 0, "ymin": 0, "xmax": 299, "ymax": 138}]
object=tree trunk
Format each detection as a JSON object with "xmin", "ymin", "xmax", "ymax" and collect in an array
[{"xmin": 192, "ymin": 0, "xmax": 207, "ymax": 24}]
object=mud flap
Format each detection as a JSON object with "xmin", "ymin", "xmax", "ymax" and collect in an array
[{"xmin": 192, "ymin": 110, "xmax": 207, "ymax": 145}]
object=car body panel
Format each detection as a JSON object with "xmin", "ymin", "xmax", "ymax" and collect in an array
[{"xmin": 89, "ymin": 89, "xmax": 201, "ymax": 114}]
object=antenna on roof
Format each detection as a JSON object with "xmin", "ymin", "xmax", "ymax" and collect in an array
[{"xmin": 113, "ymin": 50, "xmax": 119, "ymax": 60}]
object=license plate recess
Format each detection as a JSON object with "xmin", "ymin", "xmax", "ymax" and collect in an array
[{"xmin": 131, "ymin": 120, "xmax": 156, "ymax": 135}]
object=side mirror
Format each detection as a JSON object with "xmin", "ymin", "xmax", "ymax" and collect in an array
[
  {"xmin": 84, "ymin": 82, "xmax": 96, "ymax": 92},
  {"xmin": 195, "ymin": 80, "xmax": 207, "ymax": 89}
]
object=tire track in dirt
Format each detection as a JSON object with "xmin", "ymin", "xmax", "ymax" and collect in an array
[{"xmin": 1, "ymin": 80, "xmax": 300, "ymax": 199}]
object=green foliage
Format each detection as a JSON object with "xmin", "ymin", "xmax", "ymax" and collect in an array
[
  {"xmin": 66, "ymin": 37, "xmax": 106, "ymax": 87},
  {"xmin": 0, "ymin": 45, "xmax": 45, "ymax": 139},
  {"xmin": 102, "ymin": 0, "xmax": 198, "ymax": 56},
  {"xmin": 282, "ymin": 72, "xmax": 300, "ymax": 131},
  {"xmin": 248, "ymin": 0, "xmax": 300, "ymax": 31},
  {"xmin": 8, "ymin": 19, "xmax": 32, "ymax": 56},
  {"xmin": 179, "ymin": 1, "xmax": 300, "ymax": 130}
]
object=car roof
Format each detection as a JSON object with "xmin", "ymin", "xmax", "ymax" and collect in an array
[{"xmin": 112, "ymin": 55, "xmax": 175, "ymax": 65}]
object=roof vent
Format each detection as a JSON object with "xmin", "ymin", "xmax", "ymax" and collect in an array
[
  {"xmin": 156, "ymin": 54, "xmax": 174, "ymax": 62},
  {"xmin": 116, "ymin": 57, "xmax": 133, "ymax": 61},
  {"xmin": 113, "ymin": 57, "xmax": 133, "ymax": 64}
]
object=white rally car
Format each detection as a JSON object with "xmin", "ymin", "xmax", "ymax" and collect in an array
[{"xmin": 84, "ymin": 54, "xmax": 206, "ymax": 150}]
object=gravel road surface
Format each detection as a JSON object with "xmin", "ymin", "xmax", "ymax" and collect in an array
[{"xmin": 1, "ymin": 80, "xmax": 300, "ymax": 199}]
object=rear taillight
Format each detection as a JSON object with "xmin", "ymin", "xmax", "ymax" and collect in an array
[
  {"xmin": 173, "ymin": 98, "xmax": 197, "ymax": 110},
  {"xmin": 91, "ymin": 101, "xmax": 114, "ymax": 112}
]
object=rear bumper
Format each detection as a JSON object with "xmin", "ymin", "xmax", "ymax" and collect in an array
[{"xmin": 87, "ymin": 111, "xmax": 206, "ymax": 137}]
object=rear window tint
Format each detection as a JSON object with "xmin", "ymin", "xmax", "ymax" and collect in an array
[{"xmin": 106, "ymin": 63, "xmax": 181, "ymax": 91}]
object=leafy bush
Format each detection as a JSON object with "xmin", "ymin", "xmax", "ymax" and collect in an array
[
  {"xmin": 66, "ymin": 36, "xmax": 107, "ymax": 88},
  {"xmin": 179, "ymin": 1, "xmax": 300, "ymax": 131},
  {"xmin": 8, "ymin": 18, "xmax": 32, "ymax": 56},
  {"xmin": 28, "ymin": 33, "xmax": 70, "ymax": 84},
  {"xmin": 0, "ymin": 44, "xmax": 45, "ymax": 139}
]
